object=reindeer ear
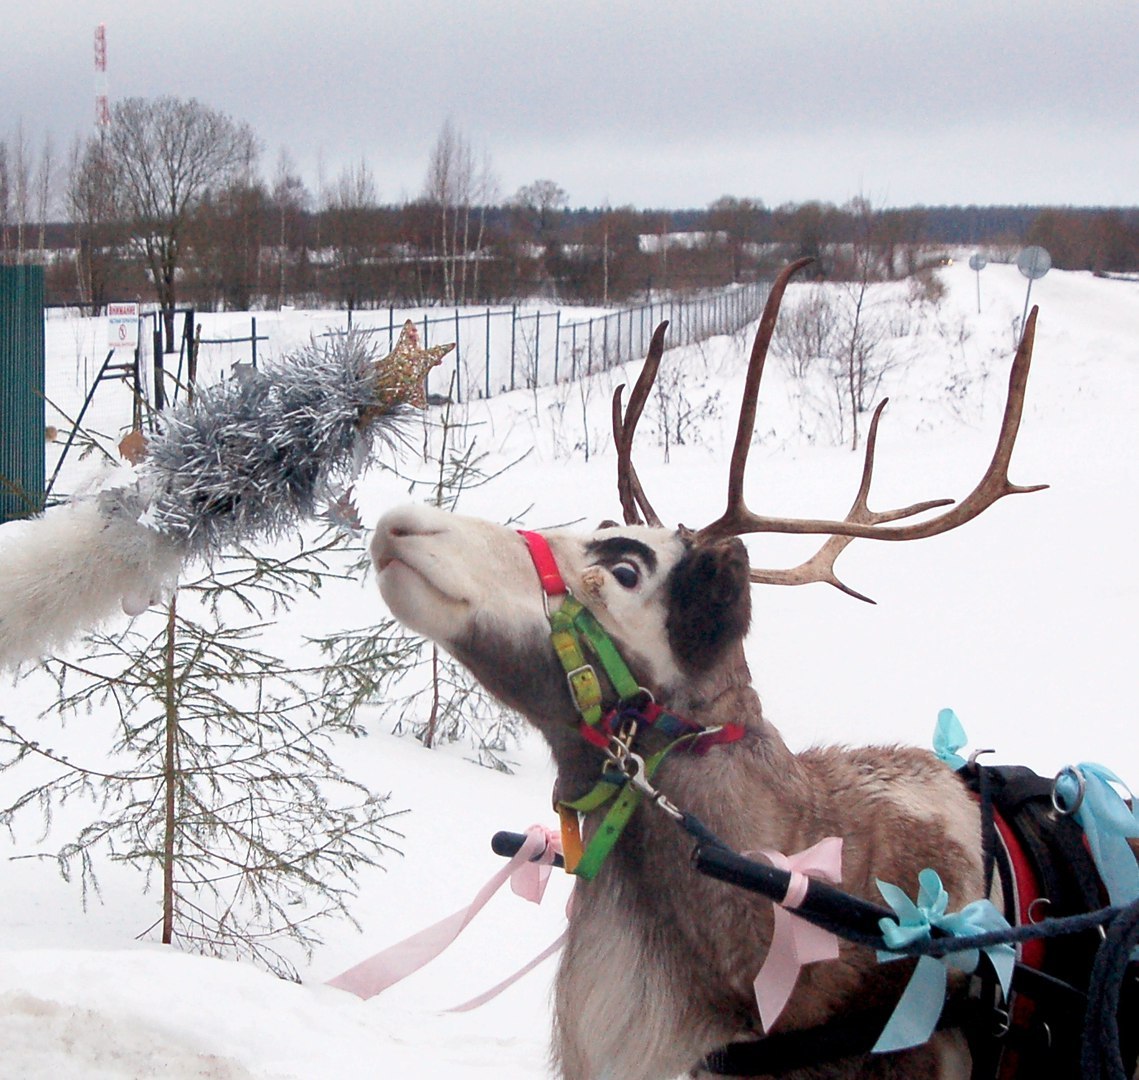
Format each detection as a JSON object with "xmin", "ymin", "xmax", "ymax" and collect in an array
[
  {"xmin": 666, "ymin": 538, "xmax": 751, "ymax": 673},
  {"xmin": 597, "ymin": 519, "xmax": 621, "ymax": 529}
]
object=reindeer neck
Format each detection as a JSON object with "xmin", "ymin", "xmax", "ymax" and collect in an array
[{"xmin": 546, "ymin": 643, "xmax": 801, "ymax": 812}]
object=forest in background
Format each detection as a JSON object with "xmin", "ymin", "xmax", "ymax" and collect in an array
[{"xmin": 2, "ymin": 99, "xmax": 1136, "ymax": 319}]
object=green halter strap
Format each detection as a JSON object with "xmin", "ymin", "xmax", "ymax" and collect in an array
[
  {"xmin": 548, "ymin": 594, "xmax": 641, "ymax": 725},
  {"xmin": 517, "ymin": 529, "xmax": 742, "ymax": 880}
]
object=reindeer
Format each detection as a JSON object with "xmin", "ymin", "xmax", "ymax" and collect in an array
[{"xmin": 370, "ymin": 260, "xmax": 1049, "ymax": 1079}]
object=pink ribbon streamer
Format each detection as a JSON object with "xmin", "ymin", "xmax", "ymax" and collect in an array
[
  {"xmin": 326, "ymin": 824, "xmax": 562, "ymax": 1000},
  {"xmin": 447, "ymin": 929, "xmax": 567, "ymax": 1012},
  {"xmin": 751, "ymin": 836, "xmax": 843, "ymax": 1032}
]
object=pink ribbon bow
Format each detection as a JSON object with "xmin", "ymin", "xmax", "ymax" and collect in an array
[
  {"xmin": 751, "ymin": 836, "xmax": 843, "ymax": 1032},
  {"xmin": 326, "ymin": 824, "xmax": 561, "ymax": 1000}
]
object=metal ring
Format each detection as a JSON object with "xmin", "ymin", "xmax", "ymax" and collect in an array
[
  {"xmin": 1051, "ymin": 765, "xmax": 1086, "ymax": 816},
  {"xmin": 1026, "ymin": 897, "xmax": 1051, "ymax": 924}
]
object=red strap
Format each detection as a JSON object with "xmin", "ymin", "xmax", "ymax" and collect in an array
[{"xmin": 517, "ymin": 530, "xmax": 567, "ymax": 597}]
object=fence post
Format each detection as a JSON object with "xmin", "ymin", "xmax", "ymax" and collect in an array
[
  {"xmin": 571, "ymin": 321, "xmax": 578, "ymax": 381},
  {"xmin": 554, "ymin": 310, "xmax": 561, "ymax": 381},
  {"xmin": 485, "ymin": 307, "xmax": 491, "ymax": 399},
  {"xmin": 454, "ymin": 308, "xmax": 462, "ymax": 404},
  {"xmin": 389, "ymin": 306, "xmax": 395, "ymax": 352},
  {"xmin": 588, "ymin": 318, "xmax": 594, "ymax": 376},
  {"xmin": 510, "ymin": 304, "xmax": 517, "ymax": 391},
  {"xmin": 534, "ymin": 311, "xmax": 541, "ymax": 387},
  {"xmin": 153, "ymin": 317, "xmax": 165, "ymax": 411},
  {"xmin": 251, "ymin": 316, "xmax": 258, "ymax": 368}
]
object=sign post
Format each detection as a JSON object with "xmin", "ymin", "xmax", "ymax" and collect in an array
[
  {"xmin": 1015, "ymin": 247, "xmax": 1051, "ymax": 334},
  {"xmin": 968, "ymin": 253, "xmax": 988, "ymax": 314}
]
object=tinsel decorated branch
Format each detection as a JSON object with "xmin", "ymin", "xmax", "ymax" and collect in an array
[{"xmin": 0, "ymin": 322, "xmax": 452, "ymax": 671}]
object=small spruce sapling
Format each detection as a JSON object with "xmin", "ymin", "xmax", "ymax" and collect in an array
[{"xmin": 0, "ymin": 528, "xmax": 403, "ymax": 981}]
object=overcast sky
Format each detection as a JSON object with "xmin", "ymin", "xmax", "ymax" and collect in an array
[{"xmin": 5, "ymin": 1, "xmax": 1137, "ymax": 211}]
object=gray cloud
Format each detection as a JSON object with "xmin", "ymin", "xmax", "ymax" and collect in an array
[{"xmin": 5, "ymin": 0, "xmax": 1136, "ymax": 209}]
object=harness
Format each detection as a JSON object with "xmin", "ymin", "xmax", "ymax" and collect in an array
[
  {"xmin": 518, "ymin": 529, "xmax": 743, "ymax": 880},
  {"xmin": 960, "ymin": 761, "xmax": 1139, "ymax": 1080},
  {"xmin": 515, "ymin": 529, "xmax": 1138, "ymax": 1078}
]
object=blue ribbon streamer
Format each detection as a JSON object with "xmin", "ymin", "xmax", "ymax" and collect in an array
[
  {"xmin": 932, "ymin": 708, "xmax": 968, "ymax": 770},
  {"xmin": 873, "ymin": 868, "xmax": 1015, "ymax": 1053},
  {"xmin": 1054, "ymin": 762, "xmax": 1139, "ymax": 908}
]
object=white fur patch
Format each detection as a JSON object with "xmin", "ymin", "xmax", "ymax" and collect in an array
[{"xmin": 0, "ymin": 501, "xmax": 182, "ymax": 671}]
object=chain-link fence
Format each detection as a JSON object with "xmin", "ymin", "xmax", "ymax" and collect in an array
[
  {"xmin": 334, "ymin": 281, "xmax": 770, "ymax": 403},
  {"xmin": 41, "ymin": 281, "xmax": 771, "ymax": 482}
]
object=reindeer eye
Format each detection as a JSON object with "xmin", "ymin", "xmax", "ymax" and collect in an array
[{"xmin": 611, "ymin": 561, "xmax": 640, "ymax": 589}]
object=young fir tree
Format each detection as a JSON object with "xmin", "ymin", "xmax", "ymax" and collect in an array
[{"xmin": 0, "ymin": 527, "xmax": 402, "ymax": 980}]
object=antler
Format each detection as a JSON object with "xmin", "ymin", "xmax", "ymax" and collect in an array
[
  {"xmin": 612, "ymin": 321, "xmax": 668, "ymax": 527},
  {"xmin": 610, "ymin": 258, "xmax": 1046, "ymax": 601},
  {"xmin": 698, "ymin": 262, "xmax": 1047, "ymax": 600}
]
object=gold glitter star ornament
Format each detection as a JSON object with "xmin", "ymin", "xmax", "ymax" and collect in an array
[{"xmin": 373, "ymin": 320, "xmax": 455, "ymax": 410}]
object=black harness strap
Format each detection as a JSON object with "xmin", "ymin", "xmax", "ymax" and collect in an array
[
  {"xmin": 964, "ymin": 763, "xmax": 1111, "ymax": 1080},
  {"xmin": 701, "ymin": 999, "xmax": 1000, "ymax": 1076}
]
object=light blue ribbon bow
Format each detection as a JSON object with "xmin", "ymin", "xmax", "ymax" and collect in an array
[
  {"xmin": 932, "ymin": 708, "xmax": 968, "ymax": 770},
  {"xmin": 1054, "ymin": 762, "xmax": 1139, "ymax": 908},
  {"xmin": 873, "ymin": 868, "xmax": 1015, "ymax": 1054}
]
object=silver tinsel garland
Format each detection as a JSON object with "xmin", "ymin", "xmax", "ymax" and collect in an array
[{"xmin": 103, "ymin": 325, "xmax": 450, "ymax": 560}]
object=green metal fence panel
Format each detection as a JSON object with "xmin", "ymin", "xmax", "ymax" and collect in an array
[{"xmin": 0, "ymin": 265, "xmax": 46, "ymax": 523}]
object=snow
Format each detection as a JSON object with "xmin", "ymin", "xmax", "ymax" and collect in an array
[{"xmin": 4, "ymin": 259, "xmax": 1139, "ymax": 1077}]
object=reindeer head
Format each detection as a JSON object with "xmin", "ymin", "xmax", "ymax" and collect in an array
[
  {"xmin": 372, "ymin": 507, "xmax": 753, "ymax": 733},
  {"xmin": 373, "ymin": 258, "xmax": 1043, "ymax": 741}
]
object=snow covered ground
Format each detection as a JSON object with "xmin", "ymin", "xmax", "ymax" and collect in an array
[{"xmin": 2, "ymin": 259, "xmax": 1137, "ymax": 1077}]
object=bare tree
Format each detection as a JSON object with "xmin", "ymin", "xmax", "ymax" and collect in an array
[
  {"xmin": 11, "ymin": 121, "xmax": 30, "ymax": 262},
  {"xmin": 270, "ymin": 149, "xmax": 309, "ymax": 308},
  {"xmin": 467, "ymin": 147, "xmax": 499, "ymax": 304},
  {"xmin": 102, "ymin": 96, "xmax": 258, "ymax": 345},
  {"xmin": 837, "ymin": 197, "xmax": 891, "ymax": 450},
  {"xmin": 511, "ymin": 178, "xmax": 568, "ymax": 295},
  {"xmin": 325, "ymin": 158, "xmax": 378, "ymax": 312},
  {"xmin": 0, "ymin": 139, "xmax": 9, "ymax": 260},
  {"xmin": 34, "ymin": 132, "xmax": 55, "ymax": 257},
  {"xmin": 707, "ymin": 195, "xmax": 765, "ymax": 281},
  {"xmin": 65, "ymin": 135, "xmax": 121, "ymax": 311},
  {"xmin": 423, "ymin": 120, "xmax": 496, "ymax": 305}
]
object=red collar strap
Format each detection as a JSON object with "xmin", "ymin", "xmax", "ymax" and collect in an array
[{"xmin": 518, "ymin": 530, "xmax": 567, "ymax": 597}]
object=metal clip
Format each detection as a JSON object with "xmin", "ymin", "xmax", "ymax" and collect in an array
[
  {"xmin": 991, "ymin": 1006, "xmax": 1011, "ymax": 1039},
  {"xmin": 617, "ymin": 750, "xmax": 684, "ymax": 821}
]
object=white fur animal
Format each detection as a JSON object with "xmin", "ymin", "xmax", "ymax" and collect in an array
[
  {"xmin": 0, "ymin": 494, "xmax": 182, "ymax": 670},
  {"xmin": 371, "ymin": 264, "xmax": 1048, "ymax": 1079}
]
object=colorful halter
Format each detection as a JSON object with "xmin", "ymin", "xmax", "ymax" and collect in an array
[{"xmin": 517, "ymin": 529, "xmax": 744, "ymax": 879}]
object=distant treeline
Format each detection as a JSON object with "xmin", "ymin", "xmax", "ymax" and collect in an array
[
  {"xmin": 20, "ymin": 199, "xmax": 1134, "ymax": 317},
  {"xmin": 2, "ymin": 98, "xmax": 1135, "ymax": 318}
]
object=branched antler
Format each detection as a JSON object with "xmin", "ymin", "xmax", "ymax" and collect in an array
[{"xmin": 611, "ymin": 257, "xmax": 1047, "ymax": 601}]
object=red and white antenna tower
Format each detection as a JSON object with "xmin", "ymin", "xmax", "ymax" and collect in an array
[{"xmin": 94, "ymin": 24, "xmax": 110, "ymax": 128}]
